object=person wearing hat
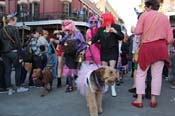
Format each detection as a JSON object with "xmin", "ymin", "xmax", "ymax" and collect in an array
[
  {"xmin": 50, "ymin": 30, "xmax": 65, "ymax": 88},
  {"xmin": 49, "ymin": 30, "xmax": 65, "ymax": 88},
  {"xmin": 0, "ymin": 12, "xmax": 29, "ymax": 95}
]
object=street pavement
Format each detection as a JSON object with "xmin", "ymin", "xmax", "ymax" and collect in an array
[{"xmin": 0, "ymin": 72, "xmax": 175, "ymax": 116}]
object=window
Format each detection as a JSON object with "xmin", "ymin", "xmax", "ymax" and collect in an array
[
  {"xmin": 29, "ymin": 2, "xmax": 40, "ymax": 19},
  {"xmin": 33, "ymin": 2, "xmax": 39, "ymax": 16},
  {"xmin": 62, "ymin": 1, "xmax": 71, "ymax": 17},
  {"xmin": 0, "ymin": 5, "xmax": 5, "ymax": 13},
  {"xmin": 17, "ymin": 3, "xmax": 28, "ymax": 17},
  {"xmin": 21, "ymin": 3, "xmax": 27, "ymax": 11}
]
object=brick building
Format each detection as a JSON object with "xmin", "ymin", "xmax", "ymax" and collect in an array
[{"xmin": 0, "ymin": 0, "xmax": 103, "ymax": 32}]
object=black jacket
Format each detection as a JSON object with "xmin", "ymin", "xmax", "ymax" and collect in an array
[
  {"xmin": 0, "ymin": 25, "xmax": 22, "ymax": 58},
  {"xmin": 91, "ymin": 24, "xmax": 124, "ymax": 51}
]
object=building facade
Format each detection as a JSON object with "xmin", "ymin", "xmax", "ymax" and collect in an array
[
  {"xmin": 95, "ymin": 0, "xmax": 119, "ymax": 22},
  {"xmin": 0, "ymin": 0, "xmax": 121, "ymax": 33},
  {"xmin": 0, "ymin": 0, "xmax": 103, "ymax": 30}
]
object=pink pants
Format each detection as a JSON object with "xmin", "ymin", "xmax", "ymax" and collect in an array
[{"xmin": 136, "ymin": 61, "xmax": 164, "ymax": 95}]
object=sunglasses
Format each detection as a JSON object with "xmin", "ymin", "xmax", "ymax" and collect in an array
[{"xmin": 90, "ymin": 21, "xmax": 97, "ymax": 24}]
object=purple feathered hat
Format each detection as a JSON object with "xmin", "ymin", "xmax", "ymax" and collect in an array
[{"xmin": 88, "ymin": 15, "xmax": 100, "ymax": 28}]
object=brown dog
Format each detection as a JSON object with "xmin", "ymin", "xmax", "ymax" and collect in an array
[
  {"xmin": 85, "ymin": 67, "xmax": 117, "ymax": 116},
  {"xmin": 32, "ymin": 68, "xmax": 53, "ymax": 97}
]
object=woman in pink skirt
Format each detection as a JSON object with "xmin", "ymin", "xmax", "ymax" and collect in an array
[{"xmin": 85, "ymin": 16, "xmax": 101, "ymax": 65}]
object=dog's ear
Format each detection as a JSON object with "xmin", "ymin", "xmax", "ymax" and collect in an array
[{"xmin": 95, "ymin": 67, "xmax": 105, "ymax": 80}]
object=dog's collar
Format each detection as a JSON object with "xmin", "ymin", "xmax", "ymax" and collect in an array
[{"xmin": 92, "ymin": 71, "xmax": 105, "ymax": 90}]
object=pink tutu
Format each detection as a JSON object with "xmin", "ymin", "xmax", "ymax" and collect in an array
[
  {"xmin": 62, "ymin": 65, "xmax": 77, "ymax": 77},
  {"xmin": 75, "ymin": 62, "xmax": 101, "ymax": 96}
]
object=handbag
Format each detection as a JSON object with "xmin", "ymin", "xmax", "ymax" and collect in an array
[
  {"xmin": 133, "ymin": 13, "xmax": 160, "ymax": 62},
  {"xmin": 133, "ymin": 48, "xmax": 140, "ymax": 62}
]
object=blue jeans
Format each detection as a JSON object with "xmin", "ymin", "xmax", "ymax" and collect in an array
[
  {"xmin": 48, "ymin": 54, "xmax": 58, "ymax": 79},
  {"xmin": 2, "ymin": 52, "xmax": 21, "ymax": 87},
  {"xmin": 128, "ymin": 60, "xmax": 132, "ymax": 72}
]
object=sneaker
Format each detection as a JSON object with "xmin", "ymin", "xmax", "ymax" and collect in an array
[
  {"xmin": 0, "ymin": 88, "xmax": 8, "ymax": 93},
  {"xmin": 111, "ymin": 84, "xmax": 117, "ymax": 97},
  {"xmin": 17, "ymin": 87, "xmax": 29, "ymax": 93},
  {"xmin": 170, "ymin": 85, "xmax": 175, "ymax": 89},
  {"xmin": 8, "ymin": 88, "xmax": 15, "ymax": 95}
]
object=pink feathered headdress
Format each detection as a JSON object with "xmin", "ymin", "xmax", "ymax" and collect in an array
[
  {"xmin": 62, "ymin": 20, "xmax": 76, "ymax": 32},
  {"xmin": 101, "ymin": 13, "xmax": 115, "ymax": 28}
]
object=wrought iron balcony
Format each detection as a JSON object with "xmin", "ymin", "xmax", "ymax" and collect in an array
[{"xmin": 17, "ymin": 11, "xmax": 90, "ymax": 22}]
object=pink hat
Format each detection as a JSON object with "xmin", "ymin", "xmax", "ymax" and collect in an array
[{"xmin": 62, "ymin": 20, "xmax": 76, "ymax": 32}]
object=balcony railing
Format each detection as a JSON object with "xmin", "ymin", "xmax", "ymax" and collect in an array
[{"xmin": 17, "ymin": 11, "xmax": 90, "ymax": 22}]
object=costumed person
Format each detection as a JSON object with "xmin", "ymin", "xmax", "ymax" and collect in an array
[
  {"xmin": 87, "ymin": 13, "xmax": 124, "ymax": 97},
  {"xmin": 131, "ymin": 0, "xmax": 174, "ymax": 108},
  {"xmin": 85, "ymin": 16, "xmax": 101, "ymax": 65},
  {"xmin": 60, "ymin": 20, "xmax": 86, "ymax": 92},
  {"xmin": 50, "ymin": 30, "xmax": 65, "ymax": 88}
]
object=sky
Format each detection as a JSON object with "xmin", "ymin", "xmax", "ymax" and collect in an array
[{"xmin": 108, "ymin": 0, "xmax": 142, "ymax": 35}]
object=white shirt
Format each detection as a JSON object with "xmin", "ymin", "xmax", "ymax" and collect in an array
[{"xmin": 132, "ymin": 35, "xmax": 140, "ymax": 54}]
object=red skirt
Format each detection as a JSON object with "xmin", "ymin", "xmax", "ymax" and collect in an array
[
  {"xmin": 138, "ymin": 40, "xmax": 169, "ymax": 71},
  {"xmin": 56, "ymin": 45, "xmax": 64, "ymax": 56}
]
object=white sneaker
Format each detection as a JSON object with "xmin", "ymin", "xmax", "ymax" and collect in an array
[
  {"xmin": 8, "ymin": 88, "xmax": 15, "ymax": 95},
  {"xmin": 111, "ymin": 84, "xmax": 117, "ymax": 97},
  {"xmin": 17, "ymin": 87, "xmax": 29, "ymax": 93}
]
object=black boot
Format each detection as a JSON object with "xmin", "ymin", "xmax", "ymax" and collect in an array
[
  {"xmin": 57, "ymin": 78, "xmax": 62, "ymax": 88},
  {"xmin": 66, "ymin": 76, "xmax": 73, "ymax": 92}
]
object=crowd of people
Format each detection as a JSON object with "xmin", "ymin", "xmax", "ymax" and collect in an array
[{"xmin": 0, "ymin": 0, "xmax": 175, "ymax": 108}]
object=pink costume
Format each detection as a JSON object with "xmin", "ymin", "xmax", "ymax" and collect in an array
[
  {"xmin": 85, "ymin": 28, "xmax": 101, "ymax": 64},
  {"xmin": 134, "ymin": 10, "xmax": 174, "ymax": 95}
]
